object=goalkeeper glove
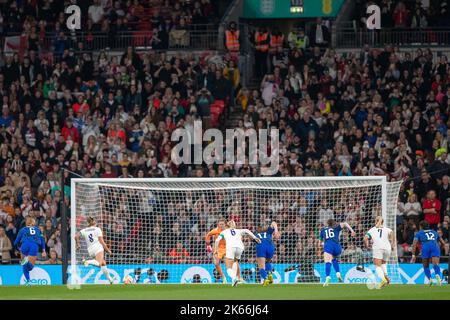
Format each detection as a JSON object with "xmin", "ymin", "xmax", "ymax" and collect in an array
[{"xmin": 206, "ymin": 245, "xmax": 213, "ymax": 253}]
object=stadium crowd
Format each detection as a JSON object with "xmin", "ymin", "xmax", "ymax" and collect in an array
[
  {"xmin": 353, "ymin": 0, "xmax": 450, "ymax": 29},
  {"xmin": 0, "ymin": 1, "xmax": 449, "ymax": 267},
  {"xmin": 0, "ymin": 0, "xmax": 224, "ymax": 52},
  {"xmin": 0, "ymin": 0, "xmax": 222, "ymax": 35}
]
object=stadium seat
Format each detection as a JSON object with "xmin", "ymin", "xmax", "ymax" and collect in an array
[{"xmin": 132, "ymin": 31, "xmax": 153, "ymax": 47}]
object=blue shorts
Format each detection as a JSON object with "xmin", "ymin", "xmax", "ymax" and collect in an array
[
  {"xmin": 256, "ymin": 244, "xmax": 275, "ymax": 259},
  {"xmin": 21, "ymin": 242, "xmax": 39, "ymax": 257},
  {"xmin": 421, "ymin": 244, "xmax": 440, "ymax": 259},
  {"xmin": 324, "ymin": 242, "xmax": 342, "ymax": 257}
]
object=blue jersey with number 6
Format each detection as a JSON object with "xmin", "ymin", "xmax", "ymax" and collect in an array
[
  {"xmin": 256, "ymin": 227, "xmax": 275, "ymax": 259},
  {"xmin": 415, "ymin": 230, "xmax": 440, "ymax": 259},
  {"xmin": 14, "ymin": 226, "xmax": 45, "ymax": 257},
  {"xmin": 319, "ymin": 225, "xmax": 342, "ymax": 257}
]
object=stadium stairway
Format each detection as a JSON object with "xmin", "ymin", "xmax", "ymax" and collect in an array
[
  {"xmin": 224, "ymin": 76, "xmax": 259, "ymax": 129},
  {"xmin": 225, "ymin": 105, "xmax": 244, "ymax": 129}
]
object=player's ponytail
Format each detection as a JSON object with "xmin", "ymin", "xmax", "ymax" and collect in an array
[
  {"xmin": 375, "ymin": 216, "xmax": 383, "ymax": 228},
  {"xmin": 227, "ymin": 220, "xmax": 236, "ymax": 228},
  {"xmin": 87, "ymin": 216, "xmax": 96, "ymax": 226}
]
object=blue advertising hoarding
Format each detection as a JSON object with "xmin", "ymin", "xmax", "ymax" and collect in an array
[{"xmin": 0, "ymin": 263, "xmax": 447, "ymax": 286}]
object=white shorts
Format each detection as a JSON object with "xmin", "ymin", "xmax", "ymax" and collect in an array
[
  {"xmin": 88, "ymin": 243, "xmax": 104, "ymax": 258},
  {"xmin": 226, "ymin": 247, "xmax": 244, "ymax": 260},
  {"xmin": 373, "ymin": 248, "xmax": 391, "ymax": 261}
]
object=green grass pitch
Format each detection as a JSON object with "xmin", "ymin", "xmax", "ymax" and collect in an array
[{"xmin": 1, "ymin": 284, "xmax": 450, "ymax": 300}]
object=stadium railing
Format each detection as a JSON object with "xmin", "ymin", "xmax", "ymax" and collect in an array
[
  {"xmin": 4, "ymin": 24, "xmax": 220, "ymax": 53},
  {"xmin": 335, "ymin": 27, "xmax": 450, "ymax": 48}
]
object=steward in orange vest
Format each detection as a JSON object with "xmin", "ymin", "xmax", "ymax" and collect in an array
[
  {"xmin": 254, "ymin": 30, "xmax": 269, "ymax": 52},
  {"xmin": 253, "ymin": 27, "xmax": 270, "ymax": 77},
  {"xmin": 269, "ymin": 30, "xmax": 285, "ymax": 54},
  {"xmin": 225, "ymin": 21, "xmax": 240, "ymax": 52}
]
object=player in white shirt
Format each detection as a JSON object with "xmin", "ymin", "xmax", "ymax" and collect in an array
[
  {"xmin": 364, "ymin": 216, "xmax": 394, "ymax": 289},
  {"xmin": 215, "ymin": 220, "xmax": 261, "ymax": 287},
  {"xmin": 75, "ymin": 217, "xmax": 114, "ymax": 284}
]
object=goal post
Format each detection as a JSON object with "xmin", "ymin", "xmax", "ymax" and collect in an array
[{"xmin": 69, "ymin": 177, "xmax": 402, "ymax": 285}]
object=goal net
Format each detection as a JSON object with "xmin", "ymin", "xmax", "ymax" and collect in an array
[{"xmin": 69, "ymin": 177, "xmax": 402, "ymax": 285}]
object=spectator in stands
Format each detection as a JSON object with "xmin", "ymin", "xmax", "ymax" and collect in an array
[
  {"xmin": 404, "ymin": 193, "xmax": 421, "ymax": 223},
  {"xmin": 393, "ymin": 1, "xmax": 409, "ymax": 28},
  {"xmin": 47, "ymin": 228, "xmax": 62, "ymax": 258},
  {"xmin": 41, "ymin": 249, "xmax": 62, "ymax": 265},
  {"xmin": 309, "ymin": 18, "xmax": 330, "ymax": 47},
  {"xmin": 0, "ymin": 226, "xmax": 12, "ymax": 264},
  {"xmin": 225, "ymin": 21, "xmax": 240, "ymax": 58},
  {"xmin": 398, "ymin": 219, "xmax": 417, "ymax": 260},
  {"xmin": 440, "ymin": 217, "xmax": 449, "ymax": 244},
  {"xmin": 317, "ymin": 199, "xmax": 334, "ymax": 226},
  {"xmin": 253, "ymin": 27, "xmax": 270, "ymax": 78},
  {"xmin": 168, "ymin": 241, "xmax": 189, "ymax": 264},
  {"xmin": 422, "ymin": 190, "xmax": 442, "ymax": 230}
]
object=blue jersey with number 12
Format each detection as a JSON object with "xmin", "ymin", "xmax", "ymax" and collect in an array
[
  {"xmin": 415, "ymin": 229, "xmax": 440, "ymax": 259},
  {"xmin": 415, "ymin": 229, "xmax": 439, "ymax": 244}
]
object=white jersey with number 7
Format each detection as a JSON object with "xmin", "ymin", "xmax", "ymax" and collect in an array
[{"xmin": 366, "ymin": 227, "xmax": 392, "ymax": 250}]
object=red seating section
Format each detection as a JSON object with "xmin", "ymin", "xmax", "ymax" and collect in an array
[{"xmin": 210, "ymin": 100, "xmax": 226, "ymax": 127}]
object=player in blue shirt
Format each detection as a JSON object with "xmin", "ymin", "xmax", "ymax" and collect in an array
[
  {"xmin": 411, "ymin": 221, "xmax": 446, "ymax": 286},
  {"xmin": 255, "ymin": 221, "xmax": 279, "ymax": 286},
  {"xmin": 319, "ymin": 219, "xmax": 356, "ymax": 287},
  {"xmin": 14, "ymin": 217, "xmax": 46, "ymax": 285}
]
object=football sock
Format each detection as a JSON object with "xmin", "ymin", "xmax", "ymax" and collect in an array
[
  {"xmin": 216, "ymin": 264, "xmax": 225, "ymax": 279},
  {"xmin": 376, "ymin": 266, "xmax": 385, "ymax": 280},
  {"xmin": 227, "ymin": 268, "xmax": 235, "ymax": 280},
  {"xmin": 231, "ymin": 262, "xmax": 238, "ymax": 278},
  {"xmin": 260, "ymin": 268, "xmax": 268, "ymax": 280},
  {"xmin": 423, "ymin": 267, "xmax": 431, "ymax": 280},
  {"xmin": 433, "ymin": 265, "xmax": 441, "ymax": 278},
  {"xmin": 23, "ymin": 264, "xmax": 30, "ymax": 282},
  {"xmin": 101, "ymin": 266, "xmax": 112, "ymax": 282},
  {"xmin": 332, "ymin": 259, "xmax": 340, "ymax": 273},
  {"xmin": 325, "ymin": 262, "xmax": 332, "ymax": 277},
  {"xmin": 26, "ymin": 262, "xmax": 34, "ymax": 272},
  {"xmin": 381, "ymin": 264, "xmax": 388, "ymax": 276}
]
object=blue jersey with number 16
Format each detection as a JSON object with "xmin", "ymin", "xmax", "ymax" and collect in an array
[
  {"xmin": 319, "ymin": 225, "xmax": 342, "ymax": 257},
  {"xmin": 320, "ymin": 225, "xmax": 342, "ymax": 244}
]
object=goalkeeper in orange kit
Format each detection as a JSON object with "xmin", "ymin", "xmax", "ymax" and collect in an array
[{"xmin": 205, "ymin": 218, "xmax": 242, "ymax": 284}]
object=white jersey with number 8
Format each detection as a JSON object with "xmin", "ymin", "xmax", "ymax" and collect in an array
[{"xmin": 80, "ymin": 226, "xmax": 104, "ymax": 257}]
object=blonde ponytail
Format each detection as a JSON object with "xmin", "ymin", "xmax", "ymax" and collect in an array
[{"xmin": 375, "ymin": 216, "xmax": 384, "ymax": 228}]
